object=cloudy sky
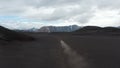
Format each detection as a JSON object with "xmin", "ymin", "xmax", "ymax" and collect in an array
[{"xmin": 0, "ymin": 0, "xmax": 120, "ymax": 29}]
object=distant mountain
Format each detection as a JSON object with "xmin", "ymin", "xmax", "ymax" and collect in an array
[
  {"xmin": 15, "ymin": 28, "xmax": 38, "ymax": 32},
  {"xmin": 0, "ymin": 26, "xmax": 34, "ymax": 41},
  {"xmin": 39, "ymin": 25, "xmax": 80, "ymax": 32}
]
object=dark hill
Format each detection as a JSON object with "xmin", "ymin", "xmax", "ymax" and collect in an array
[
  {"xmin": 0, "ymin": 26, "xmax": 34, "ymax": 41},
  {"xmin": 74, "ymin": 26, "xmax": 120, "ymax": 35},
  {"xmin": 102, "ymin": 27, "xmax": 120, "ymax": 32},
  {"xmin": 75, "ymin": 26, "xmax": 102, "ymax": 32}
]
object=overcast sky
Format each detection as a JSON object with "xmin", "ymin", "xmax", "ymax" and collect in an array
[{"xmin": 0, "ymin": 0, "xmax": 120, "ymax": 29}]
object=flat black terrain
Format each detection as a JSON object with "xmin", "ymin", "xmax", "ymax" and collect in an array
[
  {"xmin": 62, "ymin": 35, "xmax": 120, "ymax": 68},
  {"xmin": 1, "ymin": 26, "xmax": 120, "ymax": 68},
  {"xmin": 0, "ymin": 34, "xmax": 66, "ymax": 68}
]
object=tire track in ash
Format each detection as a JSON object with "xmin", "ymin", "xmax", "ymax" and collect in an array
[{"xmin": 60, "ymin": 40, "xmax": 89, "ymax": 68}]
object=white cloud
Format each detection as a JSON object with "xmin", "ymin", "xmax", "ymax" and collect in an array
[
  {"xmin": 0, "ymin": 21, "xmax": 44, "ymax": 29},
  {"xmin": 0, "ymin": 0, "xmax": 120, "ymax": 29},
  {"xmin": 85, "ymin": 9, "xmax": 120, "ymax": 27}
]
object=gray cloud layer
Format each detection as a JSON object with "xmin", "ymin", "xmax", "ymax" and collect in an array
[{"xmin": 0, "ymin": 0, "xmax": 120, "ymax": 26}]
